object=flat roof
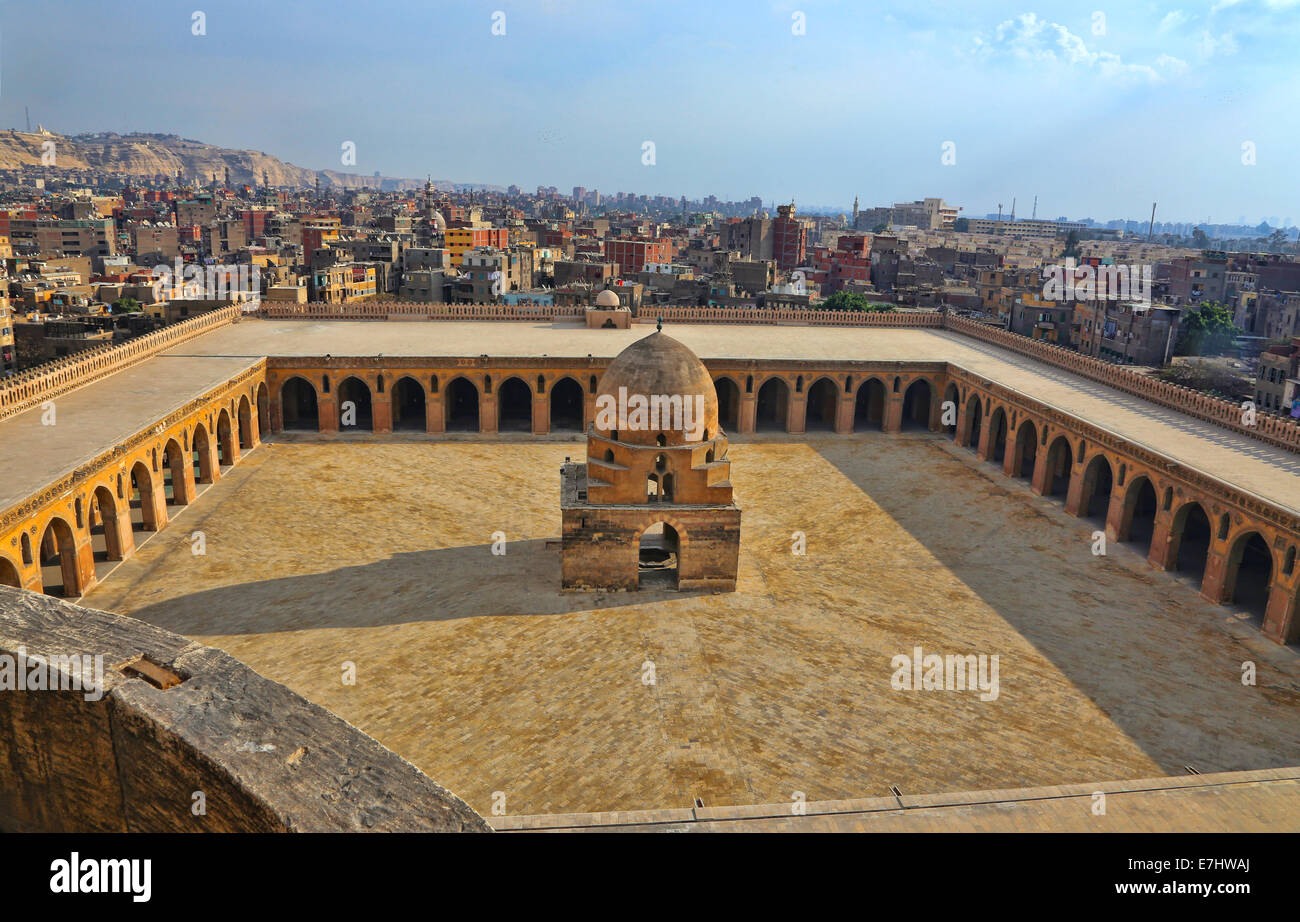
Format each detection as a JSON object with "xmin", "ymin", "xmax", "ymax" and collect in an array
[
  {"xmin": 0, "ymin": 354, "xmax": 259, "ymax": 513},
  {"xmin": 167, "ymin": 319, "xmax": 1300, "ymax": 514},
  {"xmin": 2, "ymin": 319, "xmax": 1298, "ymax": 518}
]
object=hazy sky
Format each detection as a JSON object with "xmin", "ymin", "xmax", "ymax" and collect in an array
[{"xmin": 3, "ymin": 0, "xmax": 1297, "ymax": 223}]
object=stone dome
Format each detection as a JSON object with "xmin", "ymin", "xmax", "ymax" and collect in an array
[
  {"xmin": 594, "ymin": 331, "xmax": 719, "ymax": 446},
  {"xmin": 594, "ymin": 289, "xmax": 621, "ymax": 308}
]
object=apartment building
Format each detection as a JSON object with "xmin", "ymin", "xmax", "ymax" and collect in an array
[
  {"xmin": 1256, "ymin": 338, "xmax": 1300, "ymax": 416},
  {"xmin": 772, "ymin": 203, "xmax": 807, "ymax": 271},
  {"xmin": 311, "ymin": 262, "xmax": 377, "ymax": 303},
  {"xmin": 445, "ymin": 226, "xmax": 509, "ymax": 265},
  {"xmin": 604, "ymin": 236, "xmax": 671, "ymax": 275},
  {"xmin": 967, "ymin": 218, "xmax": 1086, "ymax": 239},
  {"xmin": 1074, "ymin": 301, "xmax": 1181, "ymax": 366}
]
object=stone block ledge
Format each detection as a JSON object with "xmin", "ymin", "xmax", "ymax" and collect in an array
[{"xmin": 0, "ymin": 587, "xmax": 490, "ymax": 833}]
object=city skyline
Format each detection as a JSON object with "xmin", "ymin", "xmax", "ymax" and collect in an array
[{"xmin": 2, "ymin": 0, "xmax": 1297, "ymax": 224}]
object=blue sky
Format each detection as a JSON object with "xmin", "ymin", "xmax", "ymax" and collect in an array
[{"xmin": 2, "ymin": 0, "xmax": 1297, "ymax": 223}]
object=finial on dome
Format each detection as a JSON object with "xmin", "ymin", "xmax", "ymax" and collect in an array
[{"xmin": 657, "ymin": 315, "xmax": 663, "ymax": 332}]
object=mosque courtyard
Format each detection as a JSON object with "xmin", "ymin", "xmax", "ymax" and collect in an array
[{"xmin": 81, "ymin": 433, "xmax": 1300, "ymax": 818}]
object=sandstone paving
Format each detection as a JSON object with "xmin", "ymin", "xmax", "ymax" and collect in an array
[{"xmin": 82, "ymin": 435, "xmax": 1300, "ymax": 818}]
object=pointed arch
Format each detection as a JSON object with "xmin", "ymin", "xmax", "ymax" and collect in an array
[
  {"xmin": 445, "ymin": 376, "xmax": 480, "ymax": 431},
  {"xmin": 392, "ymin": 376, "xmax": 427, "ymax": 431},
  {"xmin": 281, "ymin": 376, "xmax": 319, "ymax": 430},
  {"xmin": 854, "ymin": 378, "xmax": 886, "ymax": 432}
]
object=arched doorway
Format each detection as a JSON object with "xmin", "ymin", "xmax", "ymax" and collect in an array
[
  {"xmin": 963, "ymin": 396, "xmax": 982, "ymax": 451},
  {"xmin": 89, "ymin": 485, "xmax": 126, "ymax": 564},
  {"xmin": 901, "ymin": 379, "xmax": 932, "ymax": 431},
  {"xmin": 238, "ymin": 395, "xmax": 253, "ymax": 449},
  {"xmin": 338, "ymin": 377, "xmax": 373, "ymax": 431},
  {"xmin": 1043, "ymin": 435, "xmax": 1072, "ymax": 497},
  {"xmin": 39, "ymin": 517, "xmax": 80, "ymax": 598},
  {"xmin": 1119, "ymin": 476, "xmax": 1158, "ymax": 552},
  {"xmin": 1171, "ymin": 502, "xmax": 1212, "ymax": 590},
  {"xmin": 257, "ymin": 382, "xmax": 270, "ymax": 434},
  {"xmin": 498, "ymin": 377, "xmax": 533, "ymax": 432},
  {"xmin": 714, "ymin": 377, "xmax": 740, "ymax": 433},
  {"xmin": 1223, "ymin": 531, "xmax": 1273, "ymax": 625},
  {"xmin": 639, "ymin": 522, "xmax": 680, "ymax": 590},
  {"xmin": 446, "ymin": 377, "xmax": 480, "ymax": 431},
  {"xmin": 804, "ymin": 377, "xmax": 838, "ymax": 432},
  {"xmin": 1079, "ymin": 455, "xmax": 1114, "ymax": 524},
  {"xmin": 550, "ymin": 377, "xmax": 584, "ymax": 432},
  {"xmin": 987, "ymin": 407, "xmax": 1008, "ymax": 463},
  {"xmin": 192, "ymin": 423, "xmax": 214, "ymax": 485},
  {"xmin": 163, "ymin": 437, "xmax": 188, "ymax": 507},
  {"xmin": 392, "ymin": 376, "xmax": 426, "ymax": 431},
  {"xmin": 0, "ymin": 556, "xmax": 19, "ymax": 588},
  {"xmin": 1011, "ymin": 421, "xmax": 1037, "ymax": 480},
  {"xmin": 756, "ymin": 378, "xmax": 789, "ymax": 432},
  {"xmin": 281, "ymin": 377, "xmax": 318, "ymax": 430},
  {"xmin": 854, "ymin": 378, "xmax": 885, "ymax": 432},
  {"xmin": 216, "ymin": 409, "xmax": 235, "ymax": 466},
  {"xmin": 130, "ymin": 461, "xmax": 160, "ymax": 533}
]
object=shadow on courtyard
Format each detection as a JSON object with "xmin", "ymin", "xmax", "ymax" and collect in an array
[
  {"xmin": 126, "ymin": 538, "xmax": 707, "ymax": 636},
  {"xmin": 809, "ymin": 431, "xmax": 1300, "ymax": 776}
]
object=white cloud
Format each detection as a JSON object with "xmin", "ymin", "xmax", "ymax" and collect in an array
[
  {"xmin": 1159, "ymin": 10, "xmax": 1192, "ymax": 32},
  {"xmin": 1198, "ymin": 29, "xmax": 1240, "ymax": 57},
  {"xmin": 1154, "ymin": 53, "xmax": 1190, "ymax": 76},
  {"xmin": 974, "ymin": 13, "xmax": 1183, "ymax": 83}
]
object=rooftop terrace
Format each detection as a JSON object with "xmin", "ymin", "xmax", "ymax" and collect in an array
[{"xmin": 3, "ymin": 318, "xmax": 1297, "ymax": 520}]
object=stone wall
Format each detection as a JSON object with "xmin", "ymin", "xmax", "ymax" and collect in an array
[
  {"xmin": 643, "ymin": 306, "xmax": 944, "ymax": 327},
  {"xmin": 562, "ymin": 501, "xmax": 741, "ymax": 592},
  {"xmin": 0, "ymin": 587, "xmax": 490, "ymax": 832},
  {"xmin": 253, "ymin": 301, "xmax": 586, "ymax": 321}
]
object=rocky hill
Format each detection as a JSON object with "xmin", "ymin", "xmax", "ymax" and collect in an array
[{"xmin": 0, "ymin": 129, "xmax": 484, "ymax": 192}]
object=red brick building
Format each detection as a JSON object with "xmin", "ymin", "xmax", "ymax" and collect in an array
[
  {"xmin": 773, "ymin": 203, "xmax": 806, "ymax": 271},
  {"xmin": 604, "ymin": 236, "xmax": 670, "ymax": 274},
  {"xmin": 804, "ymin": 235, "xmax": 871, "ymax": 294}
]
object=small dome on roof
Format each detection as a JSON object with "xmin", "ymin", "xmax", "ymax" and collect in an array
[{"xmin": 595, "ymin": 289, "xmax": 620, "ymax": 308}]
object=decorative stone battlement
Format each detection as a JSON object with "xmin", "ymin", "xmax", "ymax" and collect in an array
[
  {"xmin": 641, "ymin": 306, "xmax": 944, "ymax": 327},
  {"xmin": 943, "ymin": 314, "xmax": 1300, "ymax": 453},
  {"xmin": 0, "ymin": 305, "xmax": 244, "ymax": 423},
  {"xmin": 252, "ymin": 301, "xmax": 587, "ymax": 321}
]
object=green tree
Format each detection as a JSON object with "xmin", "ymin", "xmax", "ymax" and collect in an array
[
  {"xmin": 1063, "ymin": 230, "xmax": 1080, "ymax": 259},
  {"xmin": 110, "ymin": 297, "xmax": 142, "ymax": 314},
  {"xmin": 819, "ymin": 291, "xmax": 893, "ymax": 312},
  {"xmin": 953, "ymin": 217, "xmax": 969, "ymax": 232},
  {"xmin": 1191, "ymin": 227, "xmax": 1210, "ymax": 249},
  {"xmin": 1175, "ymin": 301, "xmax": 1239, "ymax": 356}
]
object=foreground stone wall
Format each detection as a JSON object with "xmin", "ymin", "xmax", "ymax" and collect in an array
[{"xmin": 0, "ymin": 588, "xmax": 490, "ymax": 832}]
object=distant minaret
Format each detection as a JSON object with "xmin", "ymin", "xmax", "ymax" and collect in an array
[
  {"xmin": 224, "ymin": 165, "xmax": 230, "ymax": 188},
  {"xmin": 852, "ymin": 195, "xmax": 859, "ymax": 227},
  {"xmin": 262, "ymin": 168, "xmax": 269, "ymax": 189}
]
